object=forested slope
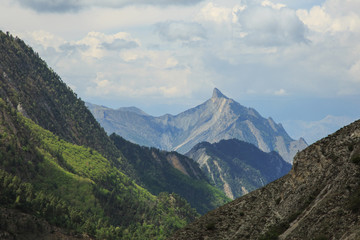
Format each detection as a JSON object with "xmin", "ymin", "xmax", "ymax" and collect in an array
[{"xmin": 0, "ymin": 97, "xmax": 197, "ymax": 239}]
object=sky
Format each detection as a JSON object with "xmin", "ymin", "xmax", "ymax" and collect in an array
[{"xmin": 1, "ymin": 0, "xmax": 360, "ymax": 143}]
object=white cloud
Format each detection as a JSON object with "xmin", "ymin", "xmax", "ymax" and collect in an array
[
  {"xmin": 155, "ymin": 21, "xmax": 207, "ymax": 43},
  {"xmin": 24, "ymin": 30, "xmax": 65, "ymax": 50},
  {"xmin": 3, "ymin": 0, "xmax": 360, "ymax": 119},
  {"xmin": 297, "ymin": 0, "xmax": 360, "ymax": 33},
  {"xmin": 65, "ymin": 31, "xmax": 141, "ymax": 60},
  {"xmin": 233, "ymin": 3, "xmax": 309, "ymax": 46},
  {"xmin": 261, "ymin": 0, "xmax": 286, "ymax": 10},
  {"xmin": 197, "ymin": 3, "xmax": 232, "ymax": 24}
]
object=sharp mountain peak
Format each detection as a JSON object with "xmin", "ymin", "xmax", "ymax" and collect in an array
[
  {"xmin": 211, "ymin": 88, "xmax": 229, "ymax": 100},
  {"xmin": 88, "ymin": 87, "xmax": 307, "ymax": 162}
]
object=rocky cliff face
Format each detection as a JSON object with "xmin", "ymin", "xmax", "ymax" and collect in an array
[
  {"xmin": 186, "ymin": 139, "xmax": 291, "ymax": 199},
  {"xmin": 87, "ymin": 88, "xmax": 307, "ymax": 163},
  {"xmin": 169, "ymin": 120, "xmax": 360, "ymax": 240}
]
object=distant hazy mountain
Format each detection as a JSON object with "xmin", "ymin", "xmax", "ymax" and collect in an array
[
  {"xmin": 186, "ymin": 139, "xmax": 291, "ymax": 199},
  {"xmin": 283, "ymin": 115, "xmax": 355, "ymax": 144},
  {"xmin": 87, "ymin": 88, "xmax": 307, "ymax": 163}
]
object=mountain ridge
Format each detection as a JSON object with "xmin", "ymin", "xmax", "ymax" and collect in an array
[
  {"xmin": 87, "ymin": 88, "xmax": 307, "ymax": 163},
  {"xmin": 186, "ymin": 138, "xmax": 291, "ymax": 199}
]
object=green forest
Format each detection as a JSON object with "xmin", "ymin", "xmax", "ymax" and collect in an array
[{"xmin": 0, "ymin": 97, "xmax": 197, "ymax": 239}]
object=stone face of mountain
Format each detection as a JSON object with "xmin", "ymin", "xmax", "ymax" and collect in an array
[
  {"xmin": 169, "ymin": 120, "xmax": 360, "ymax": 240},
  {"xmin": 87, "ymin": 88, "xmax": 307, "ymax": 163},
  {"xmin": 186, "ymin": 139, "xmax": 291, "ymax": 199}
]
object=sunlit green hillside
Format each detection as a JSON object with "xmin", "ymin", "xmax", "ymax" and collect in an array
[{"xmin": 0, "ymin": 97, "xmax": 197, "ymax": 239}]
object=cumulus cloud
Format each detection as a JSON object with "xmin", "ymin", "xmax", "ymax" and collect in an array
[
  {"xmin": 155, "ymin": 21, "xmax": 207, "ymax": 43},
  {"xmin": 234, "ymin": 2, "xmax": 309, "ymax": 46},
  {"xmin": 8, "ymin": 0, "xmax": 360, "ymax": 118},
  {"xmin": 15, "ymin": 0, "xmax": 205, "ymax": 13},
  {"xmin": 295, "ymin": 0, "xmax": 360, "ymax": 85},
  {"xmin": 261, "ymin": 0, "xmax": 285, "ymax": 10},
  {"xmin": 196, "ymin": 2, "xmax": 233, "ymax": 24},
  {"xmin": 67, "ymin": 31, "xmax": 141, "ymax": 59},
  {"xmin": 102, "ymin": 39, "xmax": 139, "ymax": 51},
  {"xmin": 297, "ymin": 0, "xmax": 360, "ymax": 33}
]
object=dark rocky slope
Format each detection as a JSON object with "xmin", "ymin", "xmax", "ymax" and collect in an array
[
  {"xmin": 186, "ymin": 139, "xmax": 291, "ymax": 199},
  {"xmin": 169, "ymin": 120, "xmax": 360, "ymax": 240}
]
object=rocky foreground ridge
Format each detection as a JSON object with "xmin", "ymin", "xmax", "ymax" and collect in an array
[{"xmin": 169, "ymin": 120, "xmax": 360, "ymax": 240}]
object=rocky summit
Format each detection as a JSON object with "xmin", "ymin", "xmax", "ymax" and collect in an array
[
  {"xmin": 169, "ymin": 119, "xmax": 360, "ymax": 240},
  {"xmin": 87, "ymin": 88, "xmax": 307, "ymax": 163}
]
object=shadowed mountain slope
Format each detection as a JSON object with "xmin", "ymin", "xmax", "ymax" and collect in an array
[
  {"xmin": 87, "ymin": 88, "xmax": 307, "ymax": 163},
  {"xmin": 169, "ymin": 120, "xmax": 360, "ymax": 240},
  {"xmin": 110, "ymin": 134, "xmax": 230, "ymax": 214},
  {"xmin": 186, "ymin": 139, "xmax": 291, "ymax": 199}
]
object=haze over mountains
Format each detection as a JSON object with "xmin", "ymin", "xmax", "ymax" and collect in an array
[{"xmin": 87, "ymin": 88, "xmax": 307, "ymax": 163}]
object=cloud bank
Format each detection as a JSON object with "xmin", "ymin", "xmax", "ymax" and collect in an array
[
  {"xmin": 5, "ymin": 0, "xmax": 359, "ymax": 119},
  {"xmin": 155, "ymin": 21, "xmax": 207, "ymax": 43},
  {"xmin": 15, "ymin": 0, "xmax": 205, "ymax": 13},
  {"xmin": 234, "ymin": 3, "xmax": 309, "ymax": 46}
]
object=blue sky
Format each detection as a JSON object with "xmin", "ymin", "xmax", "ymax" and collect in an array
[{"xmin": 1, "ymin": 0, "xmax": 359, "ymax": 143}]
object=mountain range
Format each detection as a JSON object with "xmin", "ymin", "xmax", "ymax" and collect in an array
[
  {"xmin": 3, "ymin": 30, "xmax": 358, "ymax": 240},
  {"xmin": 186, "ymin": 139, "xmax": 291, "ymax": 199},
  {"xmin": 170, "ymin": 119, "xmax": 360, "ymax": 239},
  {"xmin": 87, "ymin": 88, "xmax": 307, "ymax": 163}
]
